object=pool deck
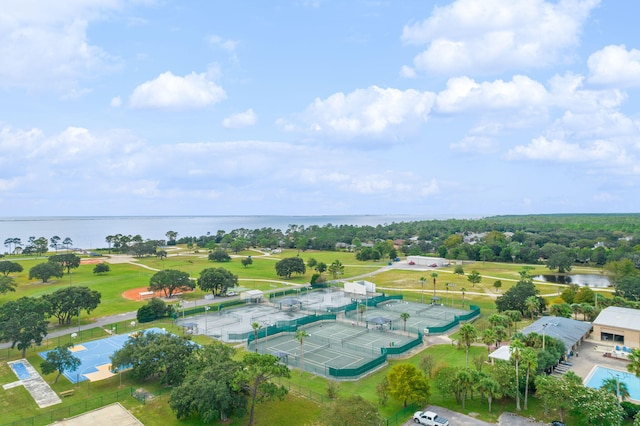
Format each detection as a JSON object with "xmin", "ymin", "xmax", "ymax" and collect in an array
[
  {"xmin": 566, "ymin": 339, "xmax": 633, "ymax": 379},
  {"xmin": 3, "ymin": 359, "xmax": 61, "ymax": 408}
]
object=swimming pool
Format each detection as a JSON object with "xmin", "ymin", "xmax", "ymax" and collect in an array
[
  {"xmin": 585, "ymin": 366, "xmax": 640, "ymax": 400},
  {"xmin": 10, "ymin": 361, "xmax": 31, "ymax": 380}
]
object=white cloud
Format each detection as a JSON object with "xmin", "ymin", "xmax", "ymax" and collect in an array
[
  {"xmin": 280, "ymin": 86, "xmax": 435, "ymax": 140},
  {"xmin": 0, "ymin": 0, "xmax": 126, "ymax": 92},
  {"xmin": 222, "ymin": 109, "xmax": 257, "ymax": 128},
  {"xmin": 450, "ymin": 136, "xmax": 497, "ymax": 153},
  {"xmin": 207, "ymin": 34, "xmax": 239, "ymax": 52},
  {"xmin": 506, "ymin": 136, "xmax": 631, "ymax": 165},
  {"xmin": 588, "ymin": 44, "xmax": 640, "ymax": 87},
  {"xmin": 401, "ymin": 0, "xmax": 599, "ymax": 75},
  {"xmin": 436, "ymin": 75, "xmax": 548, "ymax": 113},
  {"xmin": 111, "ymin": 96, "xmax": 122, "ymax": 107},
  {"xmin": 129, "ymin": 71, "xmax": 226, "ymax": 109}
]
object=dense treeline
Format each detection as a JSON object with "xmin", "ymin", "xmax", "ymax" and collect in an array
[{"xmin": 171, "ymin": 214, "xmax": 640, "ymax": 271}]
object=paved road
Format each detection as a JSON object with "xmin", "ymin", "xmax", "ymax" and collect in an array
[{"xmin": 401, "ymin": 406, "xmax": 551, "ymax": 426}]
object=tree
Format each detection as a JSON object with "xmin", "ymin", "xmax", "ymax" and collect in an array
[
  {"xmin": 467, "ymin": 270, "xmax": 482, "ymax": 288},
  {"xmin": 493, "ymin": 280, "xmax": 502, "ymax": 292},
  {"xmin": 525, "ymin": 295, "xmax": 539, "ymax": 320},
  {"xmin": 197, "ymin": 267, "xmax": 238, "ymax": 296},
  {"xmin": 477, "ymin": 377, "xmax": 500, "ymax": 412},
  {"xmin": 28, "ymin": 262, "xmax": 64, "ymax": 283},
  {"xmin": 461, "ymin": 287, "xmax": 467, "ymax": 307},
  {"xmin": 43, "ymin": 286, "xmax": 101, "ymax": 325},
  {"xmin": 40, "ymin": 344, "xmax": 81, "ymax": 384},
  {"xmin": 495, "ymin": 272, "xmax": 540, "ymax": 314},
  {"xmin": 0, "ymin": 276, "xmax": 17, "ymax": 294},
  {"xmin": 111, "ymin": 331, "xmax": 196, "ymax": 386},
  {"xmin": 295, "ymin": 329, "xmax": 309, "ymax": 375},
  {"xmin": 275, "ymin": 257, "xmax": 306, "ymax": 279},
  {"xmin": 541, "ymin": 243, "xmax": 573, "ymax": 273},
  {"xmin": 208, "ymin": 250, "xmax": 231, "ymax": 262},
  {"xmin": 376, "ymin": 377, "xmax": 390, "ymax": 406},
  {"xmin": 323, "ymin": 395, "xmax": 384, "ymax": 426},
  {"xmin": 419, "ymin": 353, "xmax": 436, "ymax": 378},
  {"xmin": 601, "ymin": 377, "xmax": 630, "ymax": 402},
  {"xmin": 241, "ymin": 257, "xmax": 253, "ymax": 268},
  {"xmin": 170, "ymin": 342, "xmax": 246, "ymax": 423},
  {"xmin": 0, "ymin": 297, "xmax": 50, "ymax": 357},
  {"xmin": 400, "ymin": 312, "xmax": 410, "ymax": 333},
  {"xmin": 510, "ymin": 338, "xmax": 524, "ymax": 411},
  {"xmin": 387, "ymin": 363, "xmax": 430, "ymax": 408},
  {"xmin": 454, "ymin": 265, "xmax": 464, "ymax": 278},
  {"xmin": 315, "ymin": 261, "xmax": 327, "ymax": 274},
  {"xmin": 481, "ymin": 328, "xmax": 497, "ymax": 353},
  {"xmin": 0, "ymin": 260, "xmax": 23, "ymax": 276},
  {"xmin": 627, "ymin": 348, "xmax": 640, "ymax": 378},
  {"xmin": 521, "ymin": 347, "xmax": 538, "ymax": 410},
  {"xmin": 137, "ymin": 298, "xmax": 172, "ymax": 323},
  {"xmin": 458, "ymin": 323, "xmax": 478, "ymax": 368},
  {"xmin": 93, "ymin": 262, "xmax": 110, "ymax": 274},
  {"xmin": 327, "ymin": 260, "xmax": 344, "ymax": 279},
  {"xmin": 455, "ymin": 368, "xmax": 474, "ymax": 409},
  {"xmin": 149, "ymin": 269, "xmax": 194, "ymax": 298},
  {"xmin": 419, "ymin": 276, "xmax": 426, "ymax": 304},
  {"xmin": 236, "ymin": 352, "xmax": 290, "ymax": 426},
  {"xmin": 252, "ymin": 322, "xmax": 261, "ymax": 353},
  {"xmin": 48, "ymin": 253, "xmax": 81, "ymax": 274},
  {"xmin": 165, "ymin": 230, "xmax": 178, "ymax": 245},
  {"xmin": 431, "ymin": 272, "xmax": 438, "ymax": 296}
]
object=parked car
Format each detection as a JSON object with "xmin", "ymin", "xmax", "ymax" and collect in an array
[
  {"xmin": 225, "ymin": 291, "xmax": 237, "ymax": 297},
  {"xmin": 551, "ymin": 422, "xmax": 566, "ymax": 426},
  {"xmin": 408, "ymin": 261, "xmax": 416, "ymax": 265},
  {"xmin": 412, "ymin": 410, "xmax": 449, "ymax": 426},
  {"xmin": 430, "ymin": 263, "xmax": 438, "ymax": 267}
]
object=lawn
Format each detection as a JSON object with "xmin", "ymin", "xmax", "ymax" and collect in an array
[{"xmin": 0, "ymin": 252, "xmax": 616, "ymax": 425}]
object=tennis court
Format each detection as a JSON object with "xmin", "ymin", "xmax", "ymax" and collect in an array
[
  {"xmin": 255, "ymin": 322, "xmax": 414, "ymax": 378},
  {"xmin": 38, "ymin": 327, "xmax": 166, "ymax": 384},
  {"xmin": 352, "ymin": 300, "xmax": 471, "ymax": 334}
]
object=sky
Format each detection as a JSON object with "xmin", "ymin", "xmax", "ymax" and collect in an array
[{"xmin": 1, "ymin": 0, "xmax": 639, "ymax": 217}]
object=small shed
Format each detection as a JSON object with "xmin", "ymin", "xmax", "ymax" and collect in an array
[
  {"xmin": 488, "ymin": 345, "xmax": 512, "ymax": 365},
  {"xmin": 240, "ymin": 290, "xmax": 264, "ymax": 304}
]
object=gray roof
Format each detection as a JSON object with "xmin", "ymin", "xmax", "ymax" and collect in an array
[
  {"xmin": 521, "ymin": 316, "xmax": 592, "ymax": 351},
  {"xmin": 593, "ymin": 306, "xmax": 640, "ymax": 331}
]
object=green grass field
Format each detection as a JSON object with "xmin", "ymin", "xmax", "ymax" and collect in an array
[{"xmin": 0, "ymin": 250, "xmax": 614, "ymax": 425}]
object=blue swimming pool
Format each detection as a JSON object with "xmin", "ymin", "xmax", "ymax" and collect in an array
[
  {"xmin": 10, "ymin": 362, "xmax": 31, "ymax": 380},
  {"xmin": 585, "ymin": 366, "xmax": 640, "ymax": 400}
]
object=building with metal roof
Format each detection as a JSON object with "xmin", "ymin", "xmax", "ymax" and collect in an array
[
  {"xmin": 521, "ymin": 315, "xmax": 592, "ymax": 355},
  {"xmin": 592, "ymin": 306, "xmax": 640, "ymax": 349}
]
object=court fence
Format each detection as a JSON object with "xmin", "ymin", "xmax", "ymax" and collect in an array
[
  {"xmin": 423, "ymin": 304, "xmax": 481, "ymax": 335},
  {"xmin": 0, "ymin": 387, "xmax": 137, "ymax": 426}
]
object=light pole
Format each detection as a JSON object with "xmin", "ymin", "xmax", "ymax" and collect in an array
[
  {"xmin": 420, "ymin": 277, "xmax": 426, "ymax": 304},
  {"xmin": 204, "ymin": 306, "xmax": 210, "ymax": 334},
  {"xmin": 542, "ymin": 322, "xmax": 549, "ymax": 350}
]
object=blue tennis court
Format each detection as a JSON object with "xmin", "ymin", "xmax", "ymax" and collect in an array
[{"xmin": 39, "ymin": 327, "xmax": 166, "ymax": 384}]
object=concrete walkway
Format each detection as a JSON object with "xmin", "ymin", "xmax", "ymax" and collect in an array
[{"xmin": 3, "ymin": 359, "xmax": 61, "ymax": 408}]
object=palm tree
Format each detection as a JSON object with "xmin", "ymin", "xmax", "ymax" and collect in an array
[
  {"xmin": 477, "ymin": 377, "xmax": 500, "ymax": 412},
  {"xmin": 460, "ymin": 287, "xmax": 467, "ymax": 307},
  {"xmin": 419, "ymin": 276, "xmax": 426, "ymax": 304},
  {"xmin": 455, "ymin": 369, "xmax": 474, "ymax": 410},
  {"xmin": 494, "ymin": 326, "xmax": 507, "ymax": 348},
  {"xmin": 458, "ymin": 323, "xmax": 478, "ymax": 368},
  {"xmin": 521, "ymin": 347, "xmax": 538, "ymax": 410},
  {"xmin": 358, "ymin": 303, "xmax": 366, "ymax": 325},
  {"xmin": 431, "ymin": 272, "xmax": 438, "ymax": 296},
  {"xmin": 525, "ymin": 296, "xmax": 539, "ymax": 320},
  {"xmin": 627, "ymin": 348, "xmax": 640, "ymax": 378},
  {"xmin": 251, "ymin": 322, "xmax": 261, "ymax": 353},
  {"xmin": 295, "ymin": 329, "xmax": 310, "ymax": 376},
  {"xmin": 510, "ymin": 338, "xmax": 525, "ymax": 411},
  {"xmin": 482, "ymin": 328, "xmax": 497, "ymax": 353},
  {"xmin": 601, "ymin": 377, "xmax": 630, "ymax": 402},
  {"xmin": 400, "ymin": 312, "xmax": 410, "ymax": 334}
]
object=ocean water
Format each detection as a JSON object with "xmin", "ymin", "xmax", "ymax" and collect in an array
[{"xmin": 0, "ymin": 215, "xmax": 436, "ymax": 250}]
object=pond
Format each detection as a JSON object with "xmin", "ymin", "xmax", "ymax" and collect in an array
[{"xmin": 533, "ymin": 273, "xmax": 612, "ymax": 288}]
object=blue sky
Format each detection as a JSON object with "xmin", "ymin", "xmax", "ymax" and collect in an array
[{"xmin": 1, "ymin": 0, "xmax": 639, "ymax": 217}]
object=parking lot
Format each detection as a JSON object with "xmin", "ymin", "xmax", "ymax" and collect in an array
[{"xmin": 401, "ymin": 405, "xmax": 552, "ymax": 426}]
